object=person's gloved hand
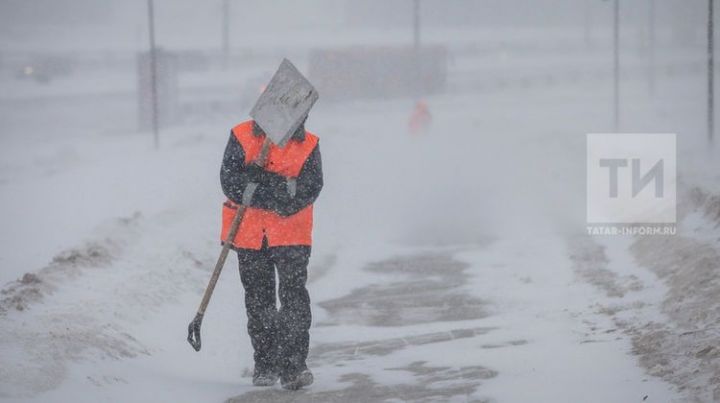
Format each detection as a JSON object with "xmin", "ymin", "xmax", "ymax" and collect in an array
[
  {"xmin": 244, "ymin": 164, "xmax": 286, "ymax": 190},
  {"xmin": 244, "ymin": 164, "xmax": 267, "ymax": 183}
]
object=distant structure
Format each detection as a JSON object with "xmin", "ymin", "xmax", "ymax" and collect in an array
[
  {"xmin": 137, "ymin": 50, "xmax": 179, "ymax": 133},
  {"xmin": 308, "ymin": 46, "xmax": 447, "ymax": 101}
]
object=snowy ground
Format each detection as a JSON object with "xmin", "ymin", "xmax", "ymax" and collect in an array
[{"xmin": 1, "ymin": 42, "xmax": 719, "ymax": 403}]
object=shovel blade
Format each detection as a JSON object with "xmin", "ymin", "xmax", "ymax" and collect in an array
[{"xmin": 250, "ymin": 58, "xmax": 319, "ymax": 147}]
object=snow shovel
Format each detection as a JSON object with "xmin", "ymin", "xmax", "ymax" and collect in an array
[{"xmin": 187, "ymin": 58, "xmax": 318, "ymax": 352}]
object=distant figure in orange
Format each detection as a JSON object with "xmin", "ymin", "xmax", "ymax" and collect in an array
[{"xmin": 408, "ymin": 100, "xmax": 432, "ymax": 135}]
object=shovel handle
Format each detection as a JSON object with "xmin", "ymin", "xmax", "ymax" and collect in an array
[
  {"xmin": 195, "ymin": 136, "xmax": 271, "ymax": 316},
  {"xmin": 188, "ymin": 137, "xmax": 272, "ymax": 351}
]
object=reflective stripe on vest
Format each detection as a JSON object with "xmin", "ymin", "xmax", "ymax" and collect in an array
[{"xmin": 221, "ymin": 120, "xmax": 318, "ymax": 250}]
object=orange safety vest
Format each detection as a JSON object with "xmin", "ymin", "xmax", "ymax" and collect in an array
[{"xmin": 221, "ymin": 120, "xmax": 318, "ymax": 250}]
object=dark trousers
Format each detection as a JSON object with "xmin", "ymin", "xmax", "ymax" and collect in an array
[{"xmin": 237, "ymin": 242, "xmax": 312, "ymax": 378}]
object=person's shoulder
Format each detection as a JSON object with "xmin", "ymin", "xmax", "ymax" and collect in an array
[
  {"xmin": 304, "ymin": 130, "xmax": 319, "ymax": 143},
  {"xmin": 231, "ymin": 120, "xmax": 254, "ymax": 134}
]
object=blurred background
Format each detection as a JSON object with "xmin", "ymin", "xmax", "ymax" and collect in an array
[
  {"xmin": 2, "ymin": 0, "xmax": 715, "ymax": 262},
  {"xmin": 0, "ymin": 0, "xmax": 713, "ymax": 134}
]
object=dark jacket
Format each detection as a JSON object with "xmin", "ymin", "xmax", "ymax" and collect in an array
[{"xmin": 220, "ymin": 122, "xmax": 323, "ymax": 217}]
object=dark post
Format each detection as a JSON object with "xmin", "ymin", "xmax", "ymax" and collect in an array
[
  {"xmin": 709, "ymin": 0, "xmax": 715, "ymax": 145},
  {"xmin": 412, "ymin": 0, "xmax": 421, "ymax": 98},
  {"xmin": 648, "ymin": 0, "xmax": 656, "ymax": 96},
  {"xmin": 147, "ymin": 0, "xmax": 159, "ymax": 149},
  {"xmin": 413, "ymin": 0, "xmax": 420, "ymax": 50},
  {"xmin": 222, "ymin": 0, "xmax": 230, "ymax": 69},
  {"xmin": 613, "ymin": 0, "xmax": 620, "ymax": 132},
  {"xmin": 584, "ymin": 0, "xmax": 593, "ymax": 48}
]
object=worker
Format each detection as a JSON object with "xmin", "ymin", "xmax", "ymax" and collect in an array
[{"xmin": 220, "ymin": 118, "xmax": 323, "ymax": 390}]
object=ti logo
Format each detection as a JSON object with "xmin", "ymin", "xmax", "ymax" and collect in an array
[{"xmin": 587, "ymin": 133, "xmax": 676, "ymax": 224}]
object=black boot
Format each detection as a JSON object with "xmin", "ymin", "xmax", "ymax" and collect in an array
[
  {"xmin": 252, "ymin": 367, "xmax": 279, "ymax": 387},
  {"xmin": 281, "ymin": 368, "xmax": 313, "ymax": 390}
]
